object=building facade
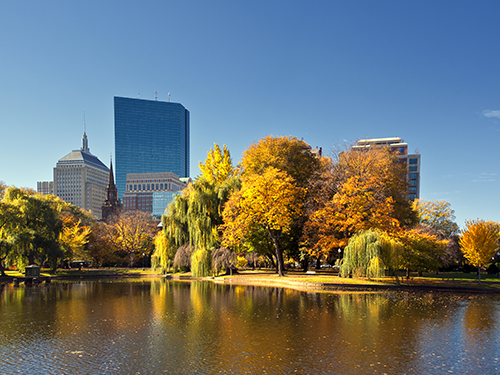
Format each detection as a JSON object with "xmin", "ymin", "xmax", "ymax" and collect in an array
[
  {"xmin": 114, "ymin": 96, "xmax": 190, "ymax": 199},
  {"xmin": 122, "ymin": 171, "xmax": 190, "ymax": 218},
  {"xmin": 37, "ymin": 181, "xmax": 54, "ymax": 195},
  {"xmin": 353, "ymin": 137, "xmax": 421, "ymax": 200},
  {"xmin": 53, "ymin": 132, "xmax": 109, "ymax": 219}
]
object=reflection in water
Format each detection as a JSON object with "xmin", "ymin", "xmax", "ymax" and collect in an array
[{"xmin": 1, "ymin": 280, "xmax": 499, "ymax": 374}]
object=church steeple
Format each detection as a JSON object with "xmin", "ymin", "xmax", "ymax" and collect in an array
[{"xmin": 102, "ymin": 157, "xmax": 121, "ymax": 222}]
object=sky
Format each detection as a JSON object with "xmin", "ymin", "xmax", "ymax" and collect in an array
[{"xmin": 1, "ymin": 1, "xmax": 499, "ymax": 228}]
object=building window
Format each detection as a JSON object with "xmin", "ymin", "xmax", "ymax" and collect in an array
[
  {"xmin": 409, "ymin": 158, "xmax": 418, "ymax": 165},
  {"xmin": 409, "ymin": 173, "xmax": 418, "ymax": 179},
  {"xmin": 409, "ymin": 180, "xmax": 417, "ymax": 186},
  {"xmin": 409, "ymin": 166, "xmax": 417, "ymax": 172}
]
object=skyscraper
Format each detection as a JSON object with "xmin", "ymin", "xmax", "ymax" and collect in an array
[
  {"xmin": 53, "ymin": 131, "xmax": 109, "ymax": 219},
  {"xmin": 114, "ymin": 96, "xmax": 190, "ymax": 199}
]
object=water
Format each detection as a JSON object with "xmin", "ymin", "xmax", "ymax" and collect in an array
[{"xmin": 1, "ymin": 279, "xmax": 499, "ymax": 374}]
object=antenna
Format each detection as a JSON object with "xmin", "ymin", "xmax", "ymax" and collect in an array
[
  {"xmin": 155, "ymin": 91, "xmax": 158, "ymax": 101},
  {"xmin": 83, "ymin": 111, "xmax": 86, "ymax": 134},
  {"xmin": 168, "ymin": 93, "xmax": 171, "ymax": 102}
]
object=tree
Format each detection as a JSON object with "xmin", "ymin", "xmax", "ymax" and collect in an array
[
  {"xmin": 221, "ymin": 167, "xmax": 305, "ymax": 276},
  {"xmin": 58, "ymin": 214, "xmax": 92, "ymax": 264},
  {"xmin": 303, "ymin": 175, "xmax": 400, "ymax": 258},
  {"xmin": 395, "ymin": 226, "xmax": 448, "ymax": 278},
  {"xmin": 109, "ymin": 210, "xmax": 155, "ymax": 267},
  {"xmin": 87, "ymin": 222, "xmax": 117, "ymax": 267},
  {"xmin": 412, "ymin": 199, "xmax": 459, "ymax": 237},
  {"xmin": 459, "ymin": 219, "xmax": 500, "ymax": 282},
  {"xmin": 302, "ymin": 145, "xmax": 416, "ymax": 260},
  {"xmin": 159, "ymin": 143, "xmax": 240, "ymax": 276},
  {"xmin": 339, "ymin": 229, "xmax": 399, "ymax": 279}
]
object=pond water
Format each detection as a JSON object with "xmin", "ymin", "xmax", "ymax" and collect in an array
[{"xmin": 1, "ymin": 279, "xmax": 499, "ymax": 374}]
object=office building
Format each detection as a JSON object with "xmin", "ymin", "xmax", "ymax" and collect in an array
[
  {"xmin": 37, "ymin": 181, "xmax": 54, "ymax": 195},
  {"xmin": 53, "ymin": 131, "xmax": 109, "ymax": 219},
  {"xmin": 352, "ymin": 137, "xmax": 421, "ymax": 200},
  {"xmin": 114, "ymin": 96, "xmax": 190, "ymax": 200},
  {"xmin": 121, "ymin": 171, "xmax": 190, "ymax": 218}
]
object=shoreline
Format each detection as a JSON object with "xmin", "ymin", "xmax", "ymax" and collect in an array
[{"xmin": 2, "ymin": 269, "xmax": 499, "ymax": 294}]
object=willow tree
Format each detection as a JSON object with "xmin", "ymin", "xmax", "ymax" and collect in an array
[
  {"xmin": 221, "ymin": 167, "xmax": 305, "ymax": 276},
  {"xmin": 157, "ymin": 144, "xmax": 239, "ymax": 276},
  {"xmin": 339, "ymin": 229, "xmax": 399, "ymax": 279}
]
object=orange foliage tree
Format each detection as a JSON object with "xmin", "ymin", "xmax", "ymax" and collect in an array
[{"xmin": 220, "ymin": 167, "xmax": 305, "ymax": 276}]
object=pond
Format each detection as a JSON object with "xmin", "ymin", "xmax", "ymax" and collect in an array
[{"xmin": 1, "ymin": 279, "xmax": 499, "ymax": 374}]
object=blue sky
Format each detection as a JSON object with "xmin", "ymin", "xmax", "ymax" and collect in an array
[{"xmin": 1, "ymin": 1, "xmax": 499, "ymax": 227}]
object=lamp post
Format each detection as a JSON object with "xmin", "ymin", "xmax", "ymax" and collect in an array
[{"xmin": 142, "ymin": 253, "xmax": 145, "ymax": 271}]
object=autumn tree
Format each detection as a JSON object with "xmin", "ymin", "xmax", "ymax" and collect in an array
[
  {"xmin": 239, "ymin": 136, "xmax": 325, "ymax": 268},
  {"xmin": 221, "ymin": 167, "xmax": 305, "ymax": 276},
  {"xmin": 109, "ymin": 210, "xmax": 155, "ymax": 267},
  {"xmin": 302, "ymin": 145, "xmax": 415, "ymax": 260},
  {"xmin": 459, "ymin": 219, "xmax": 500, "ymax": 282},
  {"xmin": 412, "ymin": 199, "xmax": 459, "ymax": 237},
  {"xmin": 395, "ymin": 226, "xmax": 448, "ymax": 278},
  {"xmin": 87, "ymin": 222, "xmax": 117, "ymax": 267}
]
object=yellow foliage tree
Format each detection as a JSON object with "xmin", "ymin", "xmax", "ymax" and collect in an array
[
  {"xmin": 221, "ymin": 167, "xmax": 305, "ymax": 276},
  {"xmin": 460, "ymin": 219, "xmax": 500, "ymax": 282},
  {"xmin": 59, "ymin": 214, "xmax": 92, "ymax": 263},
  {"xmin": 199, "ymin": 143, "xmax": 235, "ymax": 185}
]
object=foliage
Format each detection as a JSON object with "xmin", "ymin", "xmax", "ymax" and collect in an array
[
  {"xmin": 302, "ymin": 146, "xmax": 415, "ymax": 260},
  {"xmin": 221, "ymin": 167, "xmax": 306, "ymax": 276},
  {"xmin": 459, "ymin": 219, "xmax": 500, "ymax": 282},
  {"xmin": 159, "ymin": 144, "xmax": 240, "ymax": 276},
  {"xmin": 152, "ymin": 230, "xmax": 175, "ymax": 273},
  {"xmin": 87, "ymin": 222, "xmax": 117, "ymax": 267},
  {"xmin": 108, "ymin": 210, "xmax": 155, "ymax": 267},
  {"xmin": 396, "ymin": 226, "xmax": 448, "ymax": 278},
  {"xmin": 1, "ymin": 186, "xmax": 92, "ymax": 271},
  {"xmin": 304, "ymin": 175, "xmax": 400, "ymax": 258},
  {"xmin": 211, "ymin": 247, "xmax": 236, "ymax": 275},
  {"xmin": 339, "ymin": 229, "xmax": 397, "ymax": 279},
  {"xmin": 173, "ymin": 243, "xmax": 192, "ymax": 270},
  {"xmin": 191, "ymin": 247, "xmax": 211, "ymax": 277},
  {"xmin": 240, "ymin": 135, "xmax": 321, "ymax": 188},
  {"xmin": 412, "ymin": 199, "xmax": 459, "ymax": 237}
]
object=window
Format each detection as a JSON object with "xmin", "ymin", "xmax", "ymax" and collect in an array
[
  {"xmin": 409, "ymin": 187, "xmax": 417, "ymax": 193},
  {"xmin": 409, "ymin": 166, "xmax": 417, "ymax": 172},
  {"xmin": 409, "ymin": 158, "xmax": 418, "ymax": 165},
  {"xmin": 409, "ymin": 180, "xmax": 417, "ymax": 186},
  {"xmin": 409, "ymin": 173, "xmax": 418, "ymax": 179}
]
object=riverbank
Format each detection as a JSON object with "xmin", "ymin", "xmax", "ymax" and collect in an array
[{"xmin": 2, "ymin": 268, "xmax": 500, "ymax": 294}]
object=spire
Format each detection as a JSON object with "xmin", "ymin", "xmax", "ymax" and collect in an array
[
  {"xmin": 107, "ymin": 157, "xmax": 115, "ymax": 188},
  {"xmin": 81, "ymin": 112, "xmax": 90, "ymax": 153}
]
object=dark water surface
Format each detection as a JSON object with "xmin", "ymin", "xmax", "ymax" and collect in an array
[{"xmin": 1, "ymin": 279, "xmax": 499, "ymax": 374}]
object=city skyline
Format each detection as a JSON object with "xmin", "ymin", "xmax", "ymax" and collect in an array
[{"xmin": 1, "ymin": 1, "xmax": 500, "ymax": 227}]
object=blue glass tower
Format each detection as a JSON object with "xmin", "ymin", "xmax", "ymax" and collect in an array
[{"xmin": 114, "ymin": 96, "xmax": 190, "ymax": 199}]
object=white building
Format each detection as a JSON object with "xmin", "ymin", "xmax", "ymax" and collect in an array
[{"xmin": 53, "ymin": 132, "xmax": 109, "ymax": 219}]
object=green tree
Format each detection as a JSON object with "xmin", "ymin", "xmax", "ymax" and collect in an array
[
  {"xmin": 159, "ymin": 144, "xmax": 240, "ymax": 276},
  {"xmin": 412, "ymin": 199, "xmax": 459, "ymax": 237},
  {"xmin": 459, "ymin": 219, "xmax": 500, "ymax": 282},
  {"xmin": 221, "ymin": 167, "xmax": 305, "ymax": 276}
]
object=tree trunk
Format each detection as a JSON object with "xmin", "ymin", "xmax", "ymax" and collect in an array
[
  {"xmin": 267, "ymin": 228, "xmax": 284, "ymax": 276},
  {"xmin": 478, "ymin": 266, "xmax": 481, "ymax": 283},
  {"xmin": 406, "ymin": 268, "xmax": 410, "ymax": 280}
]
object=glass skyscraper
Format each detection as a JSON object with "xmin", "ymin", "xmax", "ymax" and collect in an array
[{"xmin": 114, "ymin": 96, "xmax": 190, "ymax": 199}]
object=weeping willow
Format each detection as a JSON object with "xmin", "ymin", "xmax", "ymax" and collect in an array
[
  {"xmin": 191, "ymin": 247, "xmax": 211, "ymax": 277},
  {"xmin": 156, "ymin": 145, "xmax": 241, "ymax": 277},
  {"xmin": 339, "ymin": 229, "xmax": 398, "ymax": 279}
]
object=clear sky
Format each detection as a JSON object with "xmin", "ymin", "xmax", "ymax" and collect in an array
[{"xmin": 1, "ymin": 1, "xmax": 499, "ymax": 228}]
